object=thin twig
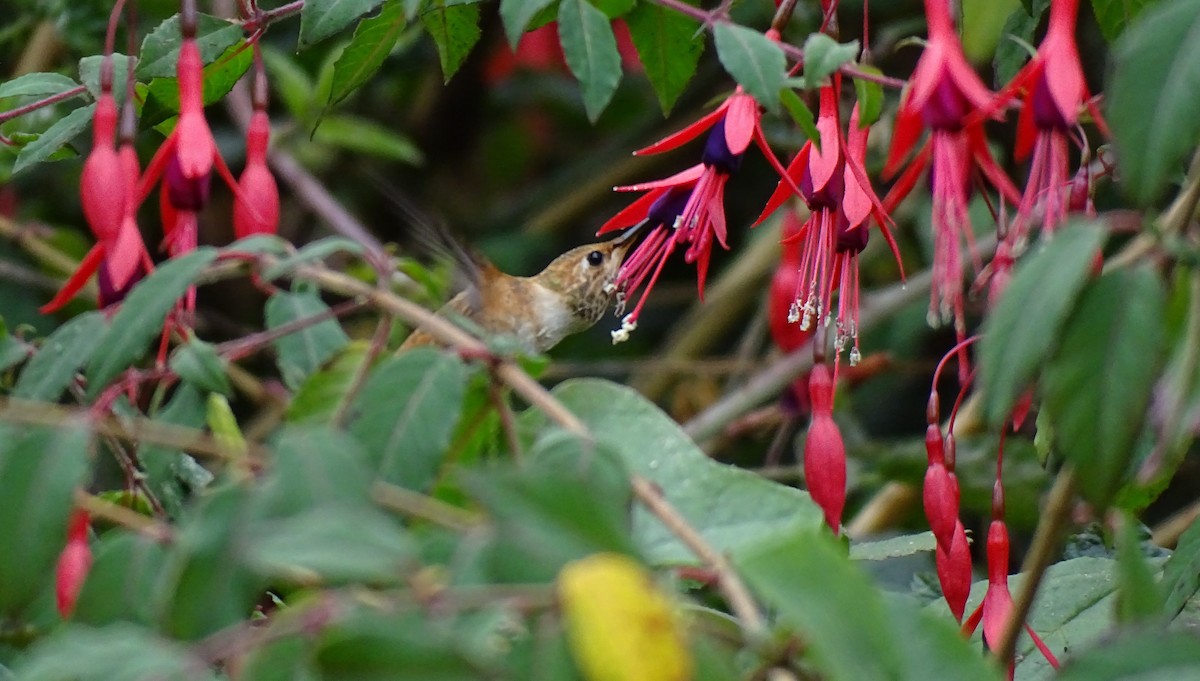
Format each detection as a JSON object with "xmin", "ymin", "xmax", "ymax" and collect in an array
[
  {"xmin": 371, "ymin": 481, "xmax": 483, "ymax": 532},
  {"xmin": 73, "ymin": 489, "xmax": 173, "ymax": 542},
  {"xmin": 993, "ymin": 466, "xmax": 1077, "ymax": 668}
]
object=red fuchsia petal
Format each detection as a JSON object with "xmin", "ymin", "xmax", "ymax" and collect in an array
[
  {"xmin": 106, "ymin": 219, "xmax": 147, "ymax": 292},
  {"xmin": 901, "ymin": 41, "xmax": 949, "ymax": 121},
  {"xmin": 598, "ymin": 187, "xmax": 665, "ymax": 234},
  {"xmin": 968, "ymin": 126, "xmax": 1023, "ymax": 205},
  {"xmin": 1015, "ymin": 89, "xmax": 1040, "ymax": 162},
  {"xmin": 615, "ymin": 164, "xmax": 705, "ymax": 192},
  {"xmin": 40, "ymin": 245, "xmax": 105, "ymax": 314},
  {"xmin": 174, "ymin": 112, "xmax": 217, "ymax": 184},
  {"xmin": 807, "ymin": 86, "xmax": 844, "ymax": 197},
  {"xmin": 635, "ymin": 104, "xmax": 728, "ymax": 156},
  {"xmin": 722, "ymin": 91, "xmax": 758, "ymax": 156},
  {"xmin": 159, "ymin": 185, "xmax": 179, "ymax": 246},
  {"xmin": 1011, "ymin": 391, "xmax": 1034, "ymax": 431},
  {"xmin": 756, "ymin": 144, "xmax": 812, "ymax": 226},
  {"xmin": 804, "ymin": 412, "xmax": 847, "ymax": 533},
  {"xmin": 138, "ymin": 134, "xmax": 176, "ymax": 205},
  {"xmin": 1041, "ymin": 38, "xmax": 1085, "ymax": 129},
  {"xmin": 233, "ymin": 163, "xmax": 280, "ymax": 238},
  {"xmin": 1024, "ymin": 623, "xmax": 1061, "ymax": 668},
  {"xmin": 883, "ymin": 104, "xmax": 927, "ymax": 179},
  {"xmin": 882, "ymin": 143, "xmax": 932, "ymax": 214},
  {"xmin": 938, "ymin": 520, "xmax": 972, "ymax": 622},
  {"xmin": 55, "ymin": 510, "xmax": 92, "ymax": 618}
]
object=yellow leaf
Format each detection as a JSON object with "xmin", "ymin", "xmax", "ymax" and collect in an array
[{"xmin": 558, "ymin": 553, "xmax": 692, "ymax": 681}]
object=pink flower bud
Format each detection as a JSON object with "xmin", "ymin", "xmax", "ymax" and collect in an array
[
  {"xmin": 923, "ymin": 460, "xmax": 960, "ymax": 548},
  {"xmin": 937, "ymin": 519, "xmax": 971, "ymax": 622},
  {"xmin": 55, "ymin": 511, "xmax": 92, "ymax": 618},
  {"xmin": 233, "ymin": 112, "xmax": 279, "ymax": 237},
  {"xmin": 804, "ymin": 413, "xmax": 846, "ymax": 533}
]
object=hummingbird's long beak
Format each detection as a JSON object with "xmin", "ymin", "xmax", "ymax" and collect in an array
[{"xmin": 612, "ymin": 219, "xmax": 648, "ymax": 248}]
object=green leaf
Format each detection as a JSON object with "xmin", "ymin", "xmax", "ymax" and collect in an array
[
  {"xmin": 980, "ymin": 221, "xmax": 1107, "ymax": 427},
  {"xmin": 1055, "ymin": 630, "xmax": 1200, "ymax": 680},
  {"xmin": 327, "ymin": 0, "xmax": 407, "ymax": 108},
  {"xmin": 260, "ymin": 427, "xmax": 374, "ymax": 520},
  {"xmin": 73, "ymin": 533, "xmax": 169, "ymax": 627},
  {"xmin": 137, "ymin": 13, "xmax": 244, "ymax": 78},
  {"xmin": 1091, "ymin": 0, "xmax": 1157, "ymax": 43},
  {"xmin": 961, "ymin": 0, "xmax": 1021, "ymax": 62},
  {"xmin": 287, "ymin": 341, "xmax": 369, "ymax": 424},
  {"xmin": 314, "ymin": 611, "xmax": 479, "ymax": 679},
  {"xmin": 140, "ymin": 41, "xmax": 253, "ymax": 121},
  {"xmin": 1042, "ymin": 266, "xmax": 1166, "ymax": 509},
  {"xmin": 262, "ymin": 46, "xmax": 316, "ymax": 122},
  {"xmin": 139, "ymin": 385, "xmax": 212, "ymax": 518},
  {"xmin": 592, "ymin": 0, "xmax": 635, "ymax": 17},
  {"xmin": 850, "ymin": 531, "xmax": 936, "ymax": 561},
  {"xmin": 780, "ymin": 88, "xmax": 821, "ymax": 148},
  {"xmin": 158, "ymin": 484, "xmax": 264, "ymax": 640},
  {"xmin": 262, "ymin": 236, "xmax": 368, "ymax": 280},
  {"xmin": 713, "ymin": 23, "xmax": 785, "ymax": 113},
  {"xmin": 1116, "ymin": 513, "xmax": 1165, "ymax": 623},
  {"xmin": 852, "ymin": 65, "xmax": 885, "ymax": 127},
  {"xmin": 301, "ymin": 0, "xmax": 386, "ymax": 47},
  {"xmin": 248, "ymin": 507, "xmax": 415, "ymax": 583},
  {"xmin": 13, "ymin": 311, "xmax": 106, "ymax": 401},
  {"xmin": 737, "ymin": 534, "xmax": 910, "ymax": 681},
  {"xmin": 222, "ymin": 233, "xmax": 294, "ymax": 257},
  {"xmin": 993, "ymin": 0, "xmax": 1049, "ymax": 87},
  {"xmin": 0, "ymin": 72, "xmax": 80, "ymax": 98},
  {"xmin": 312, "ymin": 114, "xmax": 424, "ymax": 164},
  {"xmin": 14, "ymin": 624, "xmax": 201, "ymax": 681},
  {"xmin": 12, "ymin": 103, "xmax": 94, "ymax": 175},
  {"xmin": 1108, "ymin": 0, "xmax": 1200, "ymax": 205},
  {"xmin": 78, "ymin": 53, "xmax": 135, "ymax": 102},
  {"xmin": 501, "ymin": 0, "xmax": 557, "ymax": 47},
  {"xmin": 0, "ymin": 321, "xmax": 30, "ymax": 373},
  {"xmin": 85, "ymin": 248, "xmax": 218, "ymax": 394},
  {"xmin": 348, "ymin": 349, "xmax": 468, "ymax": 491},
  {"xmin": 801, "ymin": 33, "xmax": 860, "ymax": 89},
  {"xmin": 1162, "ymin": 513, "xmax": 1200, "ymax": 618},
  {"xmin": 888, "ymin": 599, "xmax": 1004, "ymax": 681},
  {"xmin": 264, "ymin": 291, "xmax": 351, "ymax": 391},
  {"xmin": 557, "ymin": 0, "xmax": 622, "ymax": 121},
  {"xmin": 420, "ymin": 0, "xmax": 482, "ymax": 82},
  {"xmin": 537, "ymin": 379, "xmax": 825, "ymax": 565},
  {"xmin": 463, "ymin": 455, "xmax": 637, "ymax": 582},
  {"xmin": 625, "ymin": 0, "xmax": 703, "ymax": 115},
  {"xmin": 0, "ymin": 425, "xmax": 90, "ymax": 616},
  {"xmin": 170, "ymin": 337, "xmax": 232, "ymax": 395}
]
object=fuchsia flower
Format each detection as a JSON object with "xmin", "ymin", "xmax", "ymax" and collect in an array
[
  {"xmin": 41, "ymin": 55, "xmax": 152, "ymax": 314},
  {"xmin": 233, "ymin": 49, "xmax": 280, "ymax": 238},
  {"xmin": 598, "ymin": 78, "xmax": 799, "ymax": 342},
  {"xmin": 883, "ymin": 0, "xmax": 1020, "ymax": 338},
  {"xmin": 55, "ymin": 510, "xmax": 92, "ymax": 618},
  {"xmin": 757, "ymin": 84, "xmax": 902, "ymax": 365},
  {"xmin": 986, "ymin": 0, "xmax": 1108, "ymax": 252},
  {"xmin": 804, "ymin": 363, "xmax": 846, "ymax": 533}
]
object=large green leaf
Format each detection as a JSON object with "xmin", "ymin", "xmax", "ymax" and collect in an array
[
  {"xmin": 347, "ymin": 349, "xmax": 468, "ymax": 491},
  {"xmin": 264, "ymin": 290, "xmax": 351, "ymax": 391},
  {"xmin": 156, "ymin": 484, "xmax": 265, "ymax": 640},
  {"xmin": 286, "ymin": 341, "xmax": 369, "ymax": 424},
  {"xmin": 1042, "ymin": 267, "xmax": 1166, "ymax": 509},
  {"xmin": 1091, "ymin": 0, "xmax": 1157, "ymax": 43},
  {"xmin": 557, "ymin": 0, "xmax": 623, "ymax": 122},
  {"xmin": 85, "ymin": 248, "xmax": 218, "ymax": 394},
  {"xmin": 248, "ymin": 506, "xmax": 416, "ymax": 584},
  {"xmin": 13, "ymin": 311, "xmax": 106, "ymax": 401},
  {"xmin": 169, "ymin": 337, "xmax": 232, "ymax": 396},
  {"xmin": 536, "ymin": 379, "xmax": 825, "ymax": 565},
  {"xmin": 14, "ymin": 624, "xmax": 207, "ymax": 681},
  {"xmin": 78, "ymin": 54, "xmax": 135, "ymax": 102},
  {"xmin": 980, "ymin": 221, "xmax": 1106, "ymax": 427},
  {"xmin": 327, "ymin": 0, "xmax": 407, "ymax": 108},
  {"xmin": 500, "ymin": 0, "xmax": 557, "ymax": 47},
  {"xmin": 1163, "ymin": 514, "xmax": 1200, "ymax": 618},
  {"xmin": 259, "ymin": 426, "xmax": 374, "ymax": 519},
  {"xmin": 1055, "ymin": 630, "xmax": 1200, "ymax": 680},
  {"xmin": 1108, "ymin": 0, "xmax": 1200, "ymax": 204},
  {"xmin": 300, "ymin": 0, "xmax": 387, "ymax": 48},
  {"xmin": 713, "ymin": 23, "xmax": 785, "ymax": 113},
  {"xmin": 73, "ymin": 533, "xmax": 169, "ymax": 627},
  {"xmin": 420, "ymin": 0, "xmax": 482, "ymax": 82},
  {"xmin": 137, "ymin": 13, "xmax": 244, "ymax": 78},
  {"xmin": 0, "ymin": 426, "xmax": 90, "ymax": 616},
  {"xmin": 12, "ymin": 103, "xmax": 94, "ymax": 175},
  {"xmin": 0, "ymin": 72, "xmax": 80, "ymax": 98},
  {"xmin": 993, "ymin": 0, "xmax": 1049, "ymax": 87},
  {"xmin": 624, "ymin": 0, "xmax": 703, "ymax": 114}
]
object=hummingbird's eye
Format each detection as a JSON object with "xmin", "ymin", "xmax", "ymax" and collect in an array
[{"xmin": 586, "ymin": 250, "xmax": 604, "ymax": 266}]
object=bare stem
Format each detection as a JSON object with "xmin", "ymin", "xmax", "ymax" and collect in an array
[
  {"xmin": 0, "ymin": 85, "xmax": 88, "ymax": 127},
  {"xmin": 74, "ymin": 489, "xmax": 173, "ymax": 542}
]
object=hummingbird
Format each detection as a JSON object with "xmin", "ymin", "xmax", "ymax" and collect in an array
[{"xmin": 400, "ymin": 225, "xmax": 643, "ymax": 354}]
